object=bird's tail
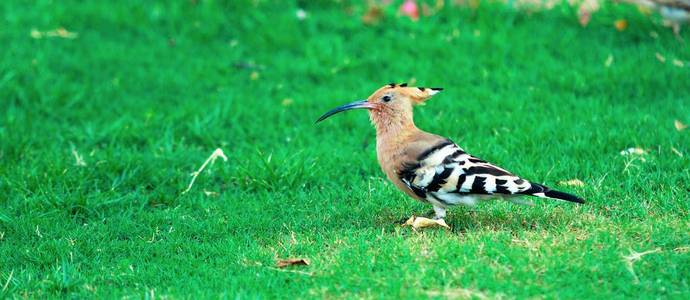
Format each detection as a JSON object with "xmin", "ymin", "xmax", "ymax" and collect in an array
[{"xmin": 522, "ymin": 183, "xmax": 585, "ymax": 204}]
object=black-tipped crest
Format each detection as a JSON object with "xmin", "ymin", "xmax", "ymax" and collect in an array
[{"xmin": 387, "ymin": 82, "xmax": 410, "ymax": 88}]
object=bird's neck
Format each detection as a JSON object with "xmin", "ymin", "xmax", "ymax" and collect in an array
[
  {"xmin": 372, "ymin": 114, "xmax": 419, "ymax": 176},
  {"xmin": 372, "ymin": 114, "xmax": 418, "ymax": 143}
]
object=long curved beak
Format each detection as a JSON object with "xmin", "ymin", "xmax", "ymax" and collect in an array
[{"xmin": 316, "ymin": 100, "xmax": 374, "ymax": 123}]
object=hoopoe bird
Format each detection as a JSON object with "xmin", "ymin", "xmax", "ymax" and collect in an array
[{"xmin": 317, "ymin": 83, "xmax": 584, "ymax": 221}]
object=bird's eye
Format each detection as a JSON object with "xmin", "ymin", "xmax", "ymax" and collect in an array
[{"xmin": 382, "ymin": 95, "xmax": 392, "ymax": 102}]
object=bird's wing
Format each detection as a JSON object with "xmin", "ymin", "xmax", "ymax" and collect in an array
[{"xmin": 397, "ymin": 139, "xmax": 544, "ymax": 204}]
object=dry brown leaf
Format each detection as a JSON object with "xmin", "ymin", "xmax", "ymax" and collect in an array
[
  {"xmin": 403, "ymin": 216, "xmax": 450, "ymax": 230},
  {"xmin": 249, "ymin": 71, "xmax": 260, "ymax": 80},
  {"xmin": 674, "ymin": 120, "xmax": 688, "ymax": 131},
  {"xmin": 558, "ymin": 179, "xmax": 585, "ymax": 187},
  {"xmin": 614, "ymin": 19, "xmax": 628, "ymax": 31},
  {"xmin": 276, "ymin": 258, "xmax": 310, "ymax": 268},
  {"xmin": 620, "ymin": 147, "xmax": 647, "ymax": 156}
]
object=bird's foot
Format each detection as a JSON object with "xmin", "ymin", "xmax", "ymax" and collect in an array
[{"xmin": 432, "ymin": 205, "xmax": 447, "ymax": 220}]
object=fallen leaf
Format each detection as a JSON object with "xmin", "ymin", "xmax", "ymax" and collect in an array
[
  {"xmin": 672, "ymin": 59, "xmax": 685, "ymax": 67},
  {"xmin": 674, "ymin": 120, "xmax": 687, "ymax": 131},
  {"xmin": 281, "ymin": 98, "xmax": 294, "ymax": 106},
  {"xmin": 614, "ymin": 19, "xmax": 627, "ymax": 31},
  {"xmin": 403, "ymin": 216, "xmax": 450, "ymax": 230},
  {"xmin": 250, "ymin": 71, "xmax": 259, "ymax": 80},
  {"xmin": 620, "ymin": 147, "xmax": 647, "ymax": 156},
  {"xmin": 558, "ymin": 179, "xmax": 585, "ymax": 187},
  {"xmin": 655, "ymin": 52, "xmax": 666, "ymax": 63},
  {"xmin": 276, "ymin": 258, "xmax": 310, "ymax": 268}
]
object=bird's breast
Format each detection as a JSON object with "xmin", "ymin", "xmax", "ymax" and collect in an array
[{"xmin": 376, "ymin": 140, "xmax": 425, "ymax": 201}]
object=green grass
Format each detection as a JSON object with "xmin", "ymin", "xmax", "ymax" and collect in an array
[{"xmin": 1, "ymin": 0, "xmax": 689, "ymax": 298}]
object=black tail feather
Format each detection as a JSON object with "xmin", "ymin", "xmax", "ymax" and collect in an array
[{"xmin": 543, "ymin": 189, "xmax": 585, "ymax": 204}]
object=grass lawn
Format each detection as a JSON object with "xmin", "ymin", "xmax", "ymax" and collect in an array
[{"xmin": 1, "ymin": 0, "xmax": 689, "ymax": 298}]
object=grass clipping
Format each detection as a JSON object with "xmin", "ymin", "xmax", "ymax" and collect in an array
[{"xmin": 182, "ymin": 148, "xmax": 228, "ymax": 194}]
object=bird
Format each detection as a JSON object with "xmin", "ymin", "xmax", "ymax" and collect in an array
[{"xmin": 316, "ymin": 83, "xmax": 584, "ymax": 222}]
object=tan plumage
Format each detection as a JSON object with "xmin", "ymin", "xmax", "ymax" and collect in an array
[{"xmin": 317, "ymin": 83, "xmax": 583, "ymax": 221}]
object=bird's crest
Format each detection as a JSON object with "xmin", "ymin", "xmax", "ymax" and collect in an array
[{"xmin": 378, "ymin": 82, "xmax": 443, "ymax": 104}]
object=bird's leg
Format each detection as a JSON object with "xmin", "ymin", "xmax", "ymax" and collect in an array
[{"xmin": 432, "ymin": 205, "xmax": 446, "ymax": 220}]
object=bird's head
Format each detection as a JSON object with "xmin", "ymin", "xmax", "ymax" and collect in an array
[{"xmin": 316, "ymin": 83, "xmax": 442, "ymax": 131}]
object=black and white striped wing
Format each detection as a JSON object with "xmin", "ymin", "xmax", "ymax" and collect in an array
[{"xmin": 398, "ymin": 139, "xmax": 541, "ymax": 205}]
